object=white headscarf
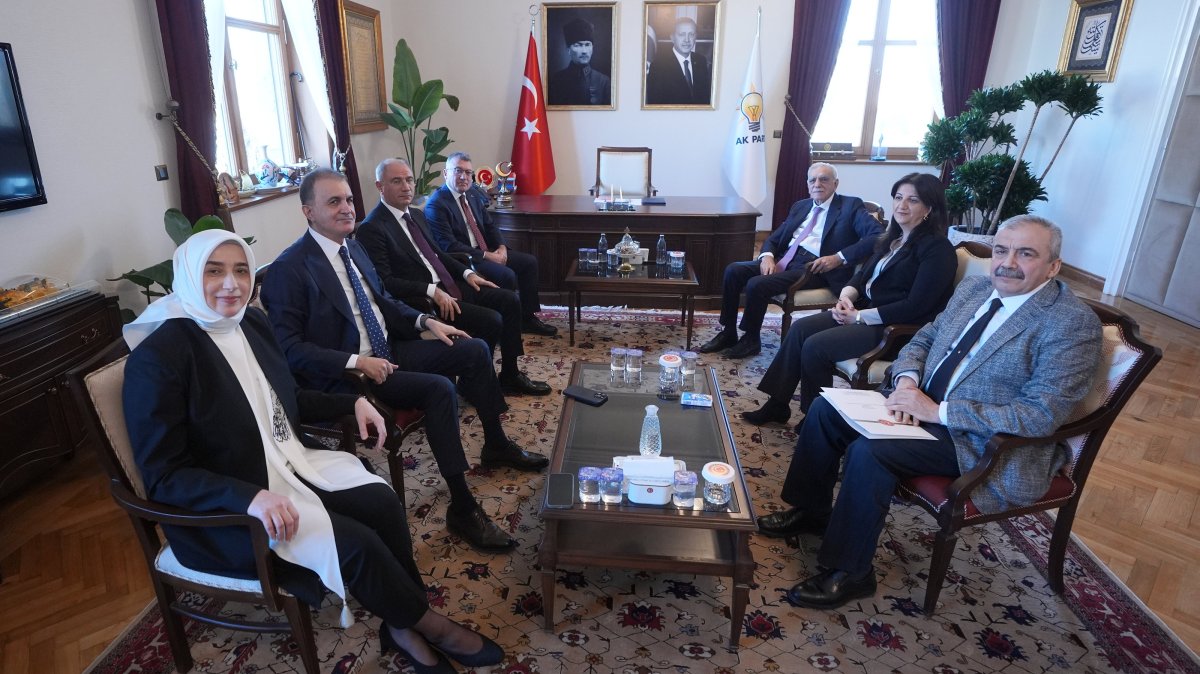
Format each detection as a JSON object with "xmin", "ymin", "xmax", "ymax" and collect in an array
[{"xmin": 123, "ymin": 229, "xmax": 255, "ymax": 350}]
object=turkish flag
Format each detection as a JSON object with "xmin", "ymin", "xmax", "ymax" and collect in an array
[{"xmin": 511, "ymin": 32, "xmax": 555, "ymax": 194}]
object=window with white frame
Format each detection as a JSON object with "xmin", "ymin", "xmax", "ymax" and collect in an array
[
  {"xmin": 811, "ymin": 0, "xmax": 943, "ymax": 160},
  {"xmin": 213, "ymin": 0, "xmax": 301, "ymax": 176}
]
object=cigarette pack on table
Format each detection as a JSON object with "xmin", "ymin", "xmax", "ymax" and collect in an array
[{"xmin": 680, "ymin": 392, "xmax": 713, "ymax": 407}]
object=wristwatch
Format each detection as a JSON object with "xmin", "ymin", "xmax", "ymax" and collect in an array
[{"xmin": 418, "ymin": 313, "xmax": 431, "ymax": 331}]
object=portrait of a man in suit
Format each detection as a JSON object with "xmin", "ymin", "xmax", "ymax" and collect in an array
[
  {"xmin": 643, "ymin": 2, "xmax": 719, "ymax": 108},
  {"xmin": 544, "ymin": 4, "xmax": 615, "ymax": 109}
]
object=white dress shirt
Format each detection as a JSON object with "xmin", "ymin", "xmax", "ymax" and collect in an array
[
  {"xmin": 306, "ymin": 229, "xmax": 392, "ymax": 368},
  {"xmin": 760, "ymin": 195, "xmax": 844, "ymax": 262}
]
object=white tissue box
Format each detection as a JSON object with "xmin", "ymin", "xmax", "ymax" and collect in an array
[
  {"xmin": 613, "ymin": 455, "xmax": 683, "ymax": 494},
  {"xmin": 628, "ymin": 478, "xmax": 673, "ymax": 505}
]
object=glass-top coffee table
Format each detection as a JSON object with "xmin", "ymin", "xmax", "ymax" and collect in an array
[
  {"xmin": 564, "ymin": 260, "xmax": 700, "ymax": 348},
  {"xmin": 538, "ymin": 361, "xmax": 757, "ymax": 649}
]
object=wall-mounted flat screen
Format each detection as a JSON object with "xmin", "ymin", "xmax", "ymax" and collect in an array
[{"xmin": 0, "ymin": 43, "xmax": 47, "ymax": 213}]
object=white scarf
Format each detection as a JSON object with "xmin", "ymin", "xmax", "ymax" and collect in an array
[{"xmin": 126, "ymin": 230, "xmax": 385, "ymax": 627}]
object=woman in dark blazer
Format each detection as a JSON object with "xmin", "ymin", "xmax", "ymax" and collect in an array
[
  {"xmin": 743, "ymin": 173, "xmax": 958, "ymax": 424},
  {"xmin": 123, "ymin": 230, "xmax": 502, "ymax": 674}
]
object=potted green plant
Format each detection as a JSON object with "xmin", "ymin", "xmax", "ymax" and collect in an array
[
  {"xmin": 109, "ymin": 209, "xmax": 254, "ymax": 322},
  {"xmin": 922, "ymin": 70, "xmax": 1102, "ymax": 238},
  {"xmin": 381, "ymin": 39, "xmax": 460, "ymax": 199}
]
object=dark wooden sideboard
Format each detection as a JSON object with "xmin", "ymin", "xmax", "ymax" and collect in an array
[
  {"xmin": 0, "ymin": 291, "xmax": 121, "ymax": 502},
  {"xmin": 490, "ymin": 195, "xmax": 760, "ymax": 310}
]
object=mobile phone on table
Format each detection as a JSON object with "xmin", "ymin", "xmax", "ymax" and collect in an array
[
  {"xmin": 563, "ymin": 385, "xmax": 608, "ymax": 406},
  {"xmin": 545, "ymin": 472, "xmax": 575, "ymax": 508}
]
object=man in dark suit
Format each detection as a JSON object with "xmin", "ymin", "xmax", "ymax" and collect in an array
[
  {"xmin": 645, "ymin": 17, "xmax": 712, "ymax": 105},
  {"xmin": 424, "ymin": 152, "xmax": 556, "ymax": 337},
  {"xmin": 758, "ymin": 216, "xmax": 1102, "ymax": 608},
  {"xmin": 547, "ymin": 17, "xmax": 610, "ymax": 106},
  {"xmin": 261, "ymin": 169, "xmax": 549, "ymax": 554},
  {"xmin": 358, "ymin": 158, "xmax": 550, "ymax": 397},
  {"xmin": 699, "ymin": 162, "xmax": 883, "ymax": 358}
]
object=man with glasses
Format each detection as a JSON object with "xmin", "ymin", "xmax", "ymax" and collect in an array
[
  {"xmin": 699, "ymin": 163, "xmax": 882, "ymax": 358},
  {"xmin": 357, "ymin": 158, "xmax": 551, "ymax": 398},
  {"xmin": 426, "ymin": 152, "xmax": 556, "ymax": 337}
]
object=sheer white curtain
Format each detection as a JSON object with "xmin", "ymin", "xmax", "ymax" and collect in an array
[{"xmin": 279, "ymin": 0, "xmax": 336, "ymax": 142}]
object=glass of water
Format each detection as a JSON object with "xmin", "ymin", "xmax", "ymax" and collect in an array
[
  {"xmin": 668, "ymin": 250, "xmax": 685, "ymax": 275},
  {"xmin": 577, "ymin": 466, "xmax": 602, "ymax": 504},
  {"xmin": 672, "ymin": 470, "xmax": 697, "ymax": 508},
  {"xmin": 625, "ymin": 348, "xmax": 644, "ymax": 383},
  {"xmin": 599, "ymin": 467, "xmax": 624, "ymax": 504}
]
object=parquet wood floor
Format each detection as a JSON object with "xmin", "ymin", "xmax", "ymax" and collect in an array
[{"xmin": 0, "ymin": 272, "xmax": 1195, "ymax": 672}]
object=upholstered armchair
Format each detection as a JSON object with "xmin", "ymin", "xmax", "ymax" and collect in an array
[{"xmin": 589, "ymin": 146, "xmax": 657, "ymax": 198}]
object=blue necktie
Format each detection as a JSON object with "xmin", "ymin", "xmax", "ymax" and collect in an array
[{"xmin": 338, "ymin": 245, "xmax": 392, "ymax": 361}]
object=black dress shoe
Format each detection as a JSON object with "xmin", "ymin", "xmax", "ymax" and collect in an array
[
  {"xmin": 481, "ymin": 440, "xmax": 550, "ymax": 472},
  {"xmin": 697, "ymin": 331, "xmax": 738, "ymax": 354},
  {"xmin": 380, "ymin": 626, "xmax": 457, "ymax": 674},
  {"xmin": 756, "ymin": 507, "xmax": 829, "ymax": 538},
  {"xmin": 437, "ymin": 632, "xmax": 505, "ymax": 667},
  {"xmin": 725, "ymin": 335, "xmax": 762, "ymax": 359},
  {"xmin": 787, "ymin": 567, "xmax": 877, "ymax": 609},
  {"xmin": 499, "ymin": 371, "xmax": 552, "ymax": 396},
  {"xmin": 445, "ymin": 506, "xmax": 517, "ymax": 553},
  {"xmin": 522, "ymin": 315, "xmax": 558, "ymax": 336},
  {"xmin": 741, "ymin": 401, "xmax": 790, "ymax": 426}
]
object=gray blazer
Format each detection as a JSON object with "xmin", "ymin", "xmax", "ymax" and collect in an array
[{"xmin": 890, "ymin": 276, "xmax": 1102, "ymax": 513}]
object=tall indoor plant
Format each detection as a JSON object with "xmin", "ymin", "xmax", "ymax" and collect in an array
[
  {"xmin": 922, "ymin": 70, "xmax": 1103, "ymax": 237},
  {"xmin": 381, "ymin": 39, "xmax": 460, "ymax": 198}
]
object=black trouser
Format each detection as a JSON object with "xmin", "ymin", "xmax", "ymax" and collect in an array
[
  {"xmin": 718, "ymin": 256, "xmax": 821, "ymax": 338},
  {"xmin": 474, "ymin": 249, "xmax": 542, "ymax": 317},
  {"xmin": 756, "ymin": 311, "xmax": 885, "ymax": 412}
]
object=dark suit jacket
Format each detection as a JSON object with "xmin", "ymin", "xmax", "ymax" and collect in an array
[
  {"xmin": 259, "ymin": 230, "xmax": 422, "ymax": 394},
  {"xmin": 547, "ymin": 63, "xmax": 611, "ymax": 105},
  {"xmin": 890, "ymin": 277, "xmax": 1102, "ymax": 513},
  {"xmin": 425, "ymin": 184, "xmax": 504, "ymax": 257},
  {"xmin": 846, "ymin": 233, "xmax": 957, "ymax": 327},
  {"xmin": 761, "ymin": 194, "xmax": 883, "ymax": 290},
  {"xmin": 645, "ymin": 50, "xmax": 711, "ymax": 105},
  {"xmin": 357, "ymin": 202, "xmax": 473, "ymax": 310},
  {"xmin": 123, "ymin": 309, "xmax": 358, "ymax": 578}
]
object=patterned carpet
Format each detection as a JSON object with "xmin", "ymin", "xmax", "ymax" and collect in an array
[{"xmin": 87, "ymin": 309, "xmax": 1200, "ymax": 674}]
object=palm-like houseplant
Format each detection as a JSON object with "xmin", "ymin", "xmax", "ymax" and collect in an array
[
  {"xmin": 922, "ymin": 70, "xmax": 1103, "ymax": 236},
  {"xmin": 381, "ymin": 39, "xmax": 460, "ymax": 198}
]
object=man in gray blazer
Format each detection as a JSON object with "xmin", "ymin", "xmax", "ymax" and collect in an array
[{"xmin": 757, "ymin": 215, "xmax": 1102, "ymax": 608}]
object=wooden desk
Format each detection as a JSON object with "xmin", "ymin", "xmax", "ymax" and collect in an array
[{"xmin": 491, "ymin": 195, "xmax": 760, "ymax": 310}]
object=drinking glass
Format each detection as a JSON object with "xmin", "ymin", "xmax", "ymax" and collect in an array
[
  {"xmin": 577, "ymin": 466, "xmax": 602, "ymax": 504},
  {"xmin": 599, "ymin": 467, "xmax": 624, "ymax": 504},
  {"xmin": 672, "ymin": 470, "xmax": 697, "ymax": 508}
]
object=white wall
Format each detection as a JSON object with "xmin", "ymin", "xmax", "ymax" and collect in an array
[{"xmin": 984, "ymin": 0, "xmax": 1200, "ymax": 286}]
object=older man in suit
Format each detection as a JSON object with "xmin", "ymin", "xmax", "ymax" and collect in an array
[
  {"xmin": 699, "ymin": 162, "xmax": 882, "ymax": 358},
  {"xmin": 424, "ymin": 152, "xmax": 556, "ymax": 337},
  {"xmin": 261, "ymin": 169, "xmax": 549, "ymax": 554},
  {"xmin": 757, "ymin": 215, "xmax": 1102, "ymax": 608},
  {"xmin": 645, "ymin": 16, "xmax": 712, "ymax": 105},
  {"xmin": 357, "ymin": 158, "xmax": 550, "ymax": 397}
]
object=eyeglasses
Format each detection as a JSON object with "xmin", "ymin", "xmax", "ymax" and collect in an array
[{"xmin": 449, "ymin": 167, "xmax": 475, "ymax": 179}]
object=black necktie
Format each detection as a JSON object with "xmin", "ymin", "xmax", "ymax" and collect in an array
[
  {"xmin": 338, "ymin": 246, "xmax": 392, "ymax": 361},
  {"xmin": 924, "ymin": 298, "xmax": 1004, "ymax": 403},
  {"xmin": 402, "ymin": 212, "xmax": 461, "ymax": 300},
  {"xmin": 684, "ymin": 59, "xmax": 693, "ymax": 92}
]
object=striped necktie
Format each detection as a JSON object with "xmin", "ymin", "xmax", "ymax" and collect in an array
[{"xmin": 337, "ymin": 245, "xmax": 392, "ymax": 361}]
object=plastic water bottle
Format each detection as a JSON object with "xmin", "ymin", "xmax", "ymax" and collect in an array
[
  {"xmin": 598, "ymin": 232, "xmax": 608, "ymax": 258},
  {"xmin": 639, "ymin": 404, "xmax": 662, "ymax": 457},
  {"xmin": 656, "ymin": 234, "xmax": 668, "ymax": 265}
]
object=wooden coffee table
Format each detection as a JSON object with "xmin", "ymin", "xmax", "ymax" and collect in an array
[
  {"xmin": 537, "ymin": 361, "xmax": 757, "ymax": 649},
  {"xmin": 563, "ymin": 260, "xmax": 699, "ymax": 348}
]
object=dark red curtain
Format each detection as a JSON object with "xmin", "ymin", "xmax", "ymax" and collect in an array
[
  {"xmin": 315, "ymin": 0, "xmax": 366, "ymax": 221},
  {"xmin": 771, "ymin": 0, "xmax": 853, "ymax": 228},
  {"xmin": 155, "ymin": 0, "xmax": 220, "ymax": 222},
  {"xmin": 937, "ymin": 0, "xmax": 1002, "ymax": 119}
]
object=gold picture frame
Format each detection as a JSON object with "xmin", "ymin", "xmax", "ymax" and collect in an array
[
  {"xmin": 542, "ymin": 2, "xmax": 618, "ymax": 110},
  {"xmin": 642, "ymin": 1, "xmax": 721, "ymax": 110},
  {"xmin": 1057, "ymin": 0, "xmax": 1134, "ymax": 83},
  {"xmin": 341, "ymin": 0, "xmax": 387, "ymax": 133}
]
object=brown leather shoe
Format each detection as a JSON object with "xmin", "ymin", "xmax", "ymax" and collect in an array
[{"xmin": 445, "ymin": 506, "xmax": 516, "ymax": 553}]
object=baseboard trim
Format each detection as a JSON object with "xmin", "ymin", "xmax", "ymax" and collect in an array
[{"xmin": 1060, "ymin": 263, "xmax": 1104, "ymax": 292}]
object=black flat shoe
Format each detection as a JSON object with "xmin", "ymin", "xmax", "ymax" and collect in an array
[
  {"xmin": 787, "ymin": 567, "xmax": 877, "ymax": 609},
  {"xmin": 480, "ymin": 440, "xmax": 549, "ymax": 472},
  {"xmin": 756, "ymin": 507, "xmax": 828, "ymax": 538},
  {"xmin": 725, "ymin": 335, "xmax": 762, "ymax": 359},
  {"xmin": 741, "ymin": 402, "xmax": 790, "ymax": 426},
  {"xmin": 380, "ymin": 626, "xmax": 457, "ymax": 674},
  {"xmin": 437, "ymin": 632, "xmax": 505, "ymax": 667},
  {"xmin": 697, "ymin": 331, "xmax": 737, "ymax": 354},
  {"xmin": 445, "ymin": 506, "xmax": 517, "ymax": 553},
  {"xmin": 522, "ymin": 315, "xmax": 558, "ymax": 336},
  {"xmin": 499, "ymin": 371, "xmax": 552, "ymax": 396}
]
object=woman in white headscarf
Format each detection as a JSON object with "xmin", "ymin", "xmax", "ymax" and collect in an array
[{"xmin": 123, "ymin": 230, "xmax": 502, "ymax": 673}]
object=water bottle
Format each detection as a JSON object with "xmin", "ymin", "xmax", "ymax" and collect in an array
[
  {"xmin": 639, "ymin": 404, "xmax": 662, "ymax": 457},
  {"xmin": 598, "ymin": 232, "xmax": 608, "ymax": 257},
  {"xmin": 656, "ymin": 234, "xmax": 667, "ymax": 265}
]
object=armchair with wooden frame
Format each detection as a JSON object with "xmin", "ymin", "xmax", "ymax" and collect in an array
[
  {"xmin": 588, "ymin": 146, "xmax": 657, "ymax": 198},
  {"xmin": 896, "ymin": 298, "xmax": 1161, "ymax": 614},
  {"xmin": 833, "ymin": 240, "xmax": 993, "ymax": 389},
  {"xmin": 67, "ymin": 339, "xmax": 328, "ymax": 673},
  {"xmin": 772, "ymin": 201, "xmax": 887, "ymax": 337}
]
